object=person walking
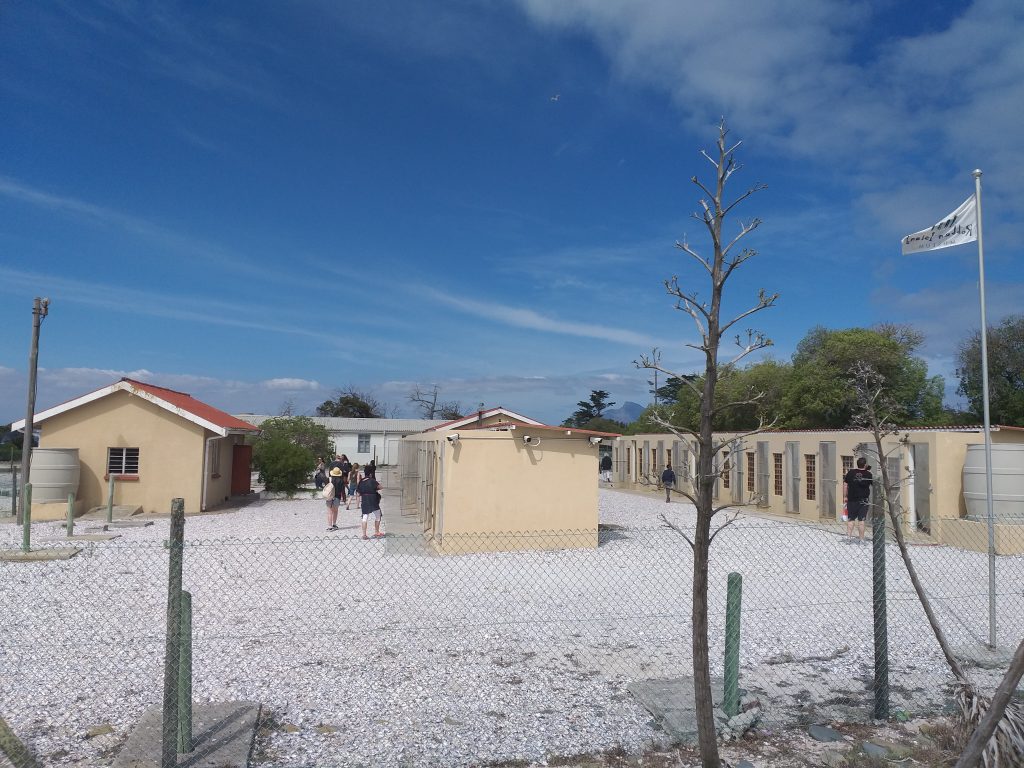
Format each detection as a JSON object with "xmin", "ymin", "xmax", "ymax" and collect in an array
[
  {"xmin": 314, "ymin": 457, "xmax": 326, "ymax": 490},
  {"xmin": 661, "ymin": 463, "xmax": 676, "ymax": 503},
  {"xmin": 327, "ymin": 454, "xmax": 350, "ymax": 502},
  {"xmin": 346, "ymin": 463, "xmax": 361, "ymax": 510},
  {"xmin": 843, "ymin": 457, "xmax": 873, "ymax": 541},
  {"xmin": 324, "ymin": 467, "xmax": 343, "ymax": 531},
  {"xmin": 356, "ymin": 471, "xmax": 383, "ymax": 539},
  {"xmin": 600, "ymin": 453, "xmax": 613, "ymax": 485}
]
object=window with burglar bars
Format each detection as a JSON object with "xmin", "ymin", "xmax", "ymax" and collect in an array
[
  {"xmin": 107, "ymin": 447, "xmax": 139, "ymax": 475},
  {"xmin": 746, "ymin": 452, "xmax": 755, "ymax": 492},
  {"xmin": 842, "ymin": 455, "xmax": 854, "ymax": 476},
  {"xmin": 358, "ymin": 434, "xmax": 370, "ymax": 453},
  {"xmin": 722, "ymin": 451, "xmax": 731, "ymax": 489},
  {"xmin": 773, "ymin": 452, "xmax": 783, "ymax": 496},
  {"xmin": 805, "ymin": 454, "xmax": 816, "ymax": 500}
]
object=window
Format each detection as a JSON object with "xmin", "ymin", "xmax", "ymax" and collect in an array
[
  {"xmin": 651, "ymin": 448, "xmax": 657, "ymax": 472},
  {"xmin": 358, "ymin": 434, "xmax": 370, "ymax": 453},
  {"xmin": 108, "ymin": 447, "xmax": 139, "ymax": 475},
  {"xmin": 773, "ymin": 452, "xmax": 783, "ymax": 496},
  {"xmin": 842, "ymin": 455, "xmax": 854, "ymax": 476},
  {"xmin": 667, "ymin": 448, "xmax": 672, "ymax": 468},
  {"xmin": 722, "ymin": 451, "xmax": 731, "ymax": 489},
  {"xmin": 746, "ymin": 452, "xmax": 755, "ymax": 492},
  {"xmin": 805, "ymin": 454, "xmax": 816, "ymax": 500},
  {"xmin": 626, "ymin": 447, "xmax": 631, "ymax": 474},
  {"xmin": 210, "ymin": 441, "xmax": 221, "ymax": 477}
]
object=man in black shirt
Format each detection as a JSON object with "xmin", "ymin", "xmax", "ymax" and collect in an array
[
  {"xmin": 843, "ymin": 457, "xmax": 873, "ymax": 541},
  {"xmin": 661, "ymin": 463, "xmax": 676, "ymax": 503},
  {"xmin": 600, "ymin": 454, "xmax": 613, "ymax": 485}
]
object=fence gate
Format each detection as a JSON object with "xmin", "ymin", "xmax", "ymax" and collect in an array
[
  {"xmin": 785, "ymin": 441, "xmax": 800, "ymax": 513},
  {"xmin": 911, "ymin": 442, "xmax": 931, "ymax": 532},
  {"xmin": 756, "ymin": 441, "xmax": 769, "ymax": 507},
  {"xmin": 820, "ymin": 441, "xmax": 837, "ymax": 519}
]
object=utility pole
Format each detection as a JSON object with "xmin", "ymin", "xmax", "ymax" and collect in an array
[{"xmin": 17, "ymin": 297, "xmax": 49, "ymax": 526}]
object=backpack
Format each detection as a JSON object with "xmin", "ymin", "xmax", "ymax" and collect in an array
[{"xmin": 322, "ymin": 482, "xmax": 335, "ymax": 500}]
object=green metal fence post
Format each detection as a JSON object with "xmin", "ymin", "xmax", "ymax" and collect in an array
[
  {"xmin": 724, "ymin": 571, "xmax": 743, "ymax": 717},
  {"xmin": 21, "ymin": 483, "xmax": 32, "ymax": 553},
  {"xmin": 177, "ymin": 590, "xmax": 193, "ymax": 753},
  {"xmin": 161, "ymin": 498, "xmax": 185, "ymax": 768},
  {"xmin": 106, "ymin": 475, "xmax": 115, "ymax": 524},
  {"xmin": 66, "ymin": 492, "xmax": 75, "ymax": 538}
]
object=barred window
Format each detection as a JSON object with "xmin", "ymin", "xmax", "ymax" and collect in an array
[
  {"xmin": 358, "ymin": 434, "xmax": 370, "ymax": 453},
  {"xmin": 108, "ymin": 447, "xmax": 139, "ymax": 475},
  {"xmin": 746, "ymin": 452, "xmax": 755, "ymax": 492},
  {"xmin": 722, "ymin": 451, "xmax": 731, "ymax": 489},
  {"xmin": 773, "ymin": 452, "xmax": 783, "ymax": 496},
  {"xmin": 842, "ymin": 455, "xmax": 854, "ymax": 475},
  {"xmin": 805, "ymin": 454, "xmax": 816, "ymax": 500}
]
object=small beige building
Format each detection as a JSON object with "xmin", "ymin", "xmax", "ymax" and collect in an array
[
  {"xmin": 401, "ymin": 408, "xmax": 618, "ymax": 553},
  {"xmin": 12, "ymin": 378, "xmax": 259, "ymax": 519},
  {"xmin": 613, "ymin": 426, "xmax": 1024, "ymax": 554}
]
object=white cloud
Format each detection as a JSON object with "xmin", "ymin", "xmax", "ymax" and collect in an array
[
  {"xmin": 262, "ymin": 378, "xmax": 321, "ymax": 391},
  {"xmin": 421, "ymin": 287, "xmax": 675, "ymax": 348}
]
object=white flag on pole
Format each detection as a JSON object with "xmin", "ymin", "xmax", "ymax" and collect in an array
[{"xmin": 901, "ymin": 195, "xmax": 978, "ymax": 254}]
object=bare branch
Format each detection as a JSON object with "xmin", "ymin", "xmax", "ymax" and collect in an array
[
  {"xmin": 660, "ymin": 513, "xmax": 696, "ymax": 550},
  {"xmin": 719, "ymin": 289, "xmax": 779, "ymax": 337},
  {"xmin": 709, "ymin": 509, "xmax": 742, "ymax": 543},
  {"xmin": 722, "ymin": 183, "xmax": 767, "ymax": 218},
  {"xmin": 675, "ymin": 240, "xmax": 713, "ymax": 276}
]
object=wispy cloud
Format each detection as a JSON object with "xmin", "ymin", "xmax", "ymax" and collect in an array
[
  {"xmin": 0, "ymin": 176, "xmax": 274, "ymax": 280},
  {"xmin": 420, "ymin": 286, "xmax": 675, "ymax": 348},
  {"xmin": 0, "ymin": 267, "xmax": 346, "ymax": 349}
]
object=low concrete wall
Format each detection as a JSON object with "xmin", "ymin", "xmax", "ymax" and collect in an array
[
  {"xmin": 937, "ymin": 518, "xmax": 1024, "ymax": 556},
  {"xmin": 26, "ymin": 498, "xmax": 87, "ymax": 522}
]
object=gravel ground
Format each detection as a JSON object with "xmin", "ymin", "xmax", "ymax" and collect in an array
[{"xmin": 1, "ymin": 488, "xmax": 1021, "ymax": 767}]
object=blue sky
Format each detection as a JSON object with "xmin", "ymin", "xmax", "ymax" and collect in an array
[{"xmin": 2, "ymin": 0, "xmax": 1023, "ymax": 425}]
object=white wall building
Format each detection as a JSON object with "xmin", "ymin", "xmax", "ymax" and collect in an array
[{"xmin": 236, "ymin": 415, "xmax": 447, "ymax": 465}]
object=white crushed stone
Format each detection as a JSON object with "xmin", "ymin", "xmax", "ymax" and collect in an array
[{"xmin": 0, "ymin": 488, "xmax": 1021, "ymax": 766}]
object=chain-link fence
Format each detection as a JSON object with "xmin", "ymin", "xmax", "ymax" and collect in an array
[{"xmin": 1, "ymin": 490, "xmax": 1022, "ymax": 767}]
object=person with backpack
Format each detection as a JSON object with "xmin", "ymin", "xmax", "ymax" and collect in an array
[
  {"xmin": 327, "ymin": 454, "xmax": 351, "ymax": 502},
  {"xmin": 661, "ymin": 463, "xmax": 676, "ymax": 503},
  {"xmin": 356, "ymin": 472, "xmax": 383, "ymax": 539},
  {"xmin": 345, "ymin": 463, "xmax": 361, "ymax": 510},
  {"xmin": 323, "ymin": 466, "xmax": 343, "ymax": 530}
]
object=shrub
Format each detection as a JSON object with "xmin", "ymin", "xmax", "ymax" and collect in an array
[{"xmin": 253, "ymin": 437, "xmax": 314, "ymax": 494}]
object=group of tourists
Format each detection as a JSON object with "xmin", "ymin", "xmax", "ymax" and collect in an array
[{"xmin": 314, "ymin": 454, "xmax": 383, "ymax": 539}]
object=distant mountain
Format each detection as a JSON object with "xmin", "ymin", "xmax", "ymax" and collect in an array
[{"xmin": 603, "ymin": 401, "xmax": 645, "ymax": 425}]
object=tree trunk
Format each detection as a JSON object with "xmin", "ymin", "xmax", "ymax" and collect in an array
[{"xmin": 691, "ymin": 511, "xmax": 720, "ymax": 767}]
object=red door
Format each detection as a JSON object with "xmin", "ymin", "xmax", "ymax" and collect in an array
[{"xmin": 231, "ymin": 444, "xmax": 253, "ymax": 495}]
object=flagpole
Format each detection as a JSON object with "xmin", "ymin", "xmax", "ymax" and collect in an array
[{"xmin": 973, "ymin": 168, "xmax": 997, "ymax": 649}]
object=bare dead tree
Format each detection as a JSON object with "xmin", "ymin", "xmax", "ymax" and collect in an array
[
  {"xmin": 410, "ymin": 384, "xmax": 463, "ymax": 420},
  {"xmin": 636, "ymin": 120, "xmax": 777, "ymax": 767},
  {"xmin": 852, "ymin": 362, "xmax": 1024, "ymax": 767}
]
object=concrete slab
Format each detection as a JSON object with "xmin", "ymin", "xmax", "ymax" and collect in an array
[
  {"xmin": 104, "ymin": 520, "xmax": 155, "ymax": 529},
  {"xmin": 627, "ymin": 677, "xmax": 724, "ymax": 745},
  {"xmin": 44, "ymin": 534, "xmax": 122, "ymax": 542},
  {"xmin": 0, "ymin": 547, "xmax": 82, "ymax": 562},
  {"xmin": 112, "ymin": 701, "xmax": 260, "ymax": 768}
]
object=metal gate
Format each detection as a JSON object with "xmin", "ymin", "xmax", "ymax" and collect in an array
[
  {"xmin": 820, "ymin": 441, "xmax": 837, "ymax": 519},
  {"xmin": 785, "ymin": 441, "xmax": 800, "ymax": 513},
  {"xmin": 911, "ymin": 443, "xmax": 931, "ymax": 532},
  {"xmin": 756, "ymin": 441, "xmax": 769, "ymax": 507}
]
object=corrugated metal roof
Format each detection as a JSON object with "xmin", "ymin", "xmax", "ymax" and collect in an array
[{"xmin": 235, "ymin": 415, "xmax": 447, "ymax": 433}]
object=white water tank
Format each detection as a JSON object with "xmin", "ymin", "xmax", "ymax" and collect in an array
[
  {"xmin": 963, "ymin": 443, "xmax": 1024, "ymax": 524},
  {"xmin": 28, "ymin": 448, "xmax": 81, "ymax": 503}
]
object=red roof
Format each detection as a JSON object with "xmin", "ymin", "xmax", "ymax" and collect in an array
[
  {"xmin": 121, "ymin": 379, "xmax": 259, "ymax": 432},
  {"xmin": 458, "ymin": 421, "xmax": 621, "ymax": 438}
]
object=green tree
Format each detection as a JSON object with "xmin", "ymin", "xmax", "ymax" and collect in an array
[
  {"xmin": 578, "ymin": 416, "xmax": 626, "ymax": 434},
  {"xmin": 957, "ymin": 315, "xmax": 1024, "ymax": 426},
  {"xmin": 564, "ymin": 390, "xmax": 615, "ymax": 427},
  {"xmin": 783, "ymin": 325, "xmax": 944, "ymax": 428},
  {"xmin": 316, "ymin": 388, "xmax": 386, "ymax": 418},
  {"xmin": 252, "ymin": 416, "xmax": 333, "ymax": 493}
]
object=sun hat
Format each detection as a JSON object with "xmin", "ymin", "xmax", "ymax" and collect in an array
[{"xmin": 329, "ymin": 467, "xmax": 344, "ymax": 477}]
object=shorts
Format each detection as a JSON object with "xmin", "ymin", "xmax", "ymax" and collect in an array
[
  {"xmin": 361, "ymin": 509, "xmax": 382, "ymax": 522},
  {"xmin": 847, "ymin": 499, "xmax": 869, "ymax": 521},
  {"xmin": 325, "ymin": 498, "xmax": 340, "ymax": 510},
  {"xmin": 348, "ymin": 483, "xmax": 357, "ymax": 497}
]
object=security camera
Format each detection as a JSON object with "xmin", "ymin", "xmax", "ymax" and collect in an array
[
  {"xmin": 446, "ymin": 433, "xmax": 460, "ymax": 444},
  {"xmin": 523, "ymin": 435, "xmax": 538, "ymax": 446},
  {"xmin": 588, "ymin": 436, "xmax": 603, "ymax": 445}
]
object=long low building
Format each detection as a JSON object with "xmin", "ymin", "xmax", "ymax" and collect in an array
[
  {"xmin": 235, "ymin": 415, "xmax": 448, "ymax": 465},
  {"xmin": 611, "ymin": 425, "xmax": 1024, "ymax": 554}
]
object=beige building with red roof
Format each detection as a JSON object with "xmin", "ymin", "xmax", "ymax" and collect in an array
[{"xmin": 12, "ymin": 378, "xmax": 259, "ymax": 519}]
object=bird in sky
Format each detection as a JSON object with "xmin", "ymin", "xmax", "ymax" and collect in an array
[{"xmin": 549, "ymin": 93, "xmax": 560, "ymax": 102}]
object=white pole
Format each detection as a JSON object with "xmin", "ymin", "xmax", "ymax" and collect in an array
[{"xmin": 973, "ymin": 169, "xmax": 997, "ymax": 649}]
